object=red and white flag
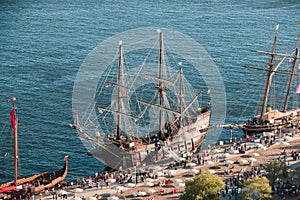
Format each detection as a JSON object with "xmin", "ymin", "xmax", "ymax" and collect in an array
[
  {"xmin": 296, "ymin": 84, "xmax": 300, "ymax": 94},
  {"xmin": 206, "ymin": 89, "xmax": 211, "ymax": 95},
  {"xmin": 8, "ymin": 97, "xmax": 16, "ymax": 102},
  {"xmin": 10, "ymin": 108, "xmax": 17, "ymax": 131}
]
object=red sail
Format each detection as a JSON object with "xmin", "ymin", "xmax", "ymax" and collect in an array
[{"xmin": 10, "ymin": 109, "xmax": 17, "ymax": 131}]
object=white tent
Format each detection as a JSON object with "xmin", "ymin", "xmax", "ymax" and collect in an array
[
  {"xmin": 186, "ymin": 162, "xmax": 197, "ymax": 167},
  {"xmin": 263, "ymin": 132, "xmax": 274, "ymax": 137},
  {"xmin": 108, "ymin": 196, "xmax": 119, "ymax": 200},
  {"xmin": 206, "ymin": 160, "xmax": 214, "ymax": 164},
  {"xmin": 206, "ymin": 169, "xmax": 216, "ymax": 174},
  {"xmin": 57, "ymin": 190, "xmax": 69, "ymax": 195},
  {"xmin": 165, "ymin": 170, "xmax": 176, "ymax": 176},
  {"xmin": 143, "ymin": 182, "xmax": 154, "ymax": 187},
  {"xmin": 137, "ymin": 191, "xmax": 147, "ymax": 196},
  {"xmin": 186, "ymin": 169, "xmax": 199, "ymax": 174},
  {"xmin": 228, "ymin": 149, "xmax": 239, "ymax": 154},
  {"xmin": 146, "ymin": 188, "xmax": 156, "ymax": 194},
  {"xmin": 125, "ymin": 183, "xmax": 136, "ymax": 188},
  {"xmin": 283, "ymin": 136, "xmax": 292, "ymax": 141},
  {"xmin": 237, "ymin": 159, "xmax": 248, "ymax": 164},
  {"xmin": 280, "ymin": 141, "xmax": 290, "ymax": 147},
  {"xmin": 172, "ymin": 179, "xmax": 183, "ymax": 183},
  {"xmin": 251, "ymin": 153, "xmax": 260, "ymax": 157},
  {"xmin": 225, "ymin": 160, "xmax": 234, "ymax": 164},
  {"xmin": 247, "ymin": 157, "xmax": 257, "ymax": 162},
  {"xmin": 106, "ymin": 178, "xmax": 116, "ymax": 183},
  {"xmin": 179, "ymin": 157, "xmax": 186, "ymax": 161},
  {"xmin": 73, "ymin": 188, "xmax": 83, "ymax": 193},
  {"xmin": 71, "ymin": 198, "xmax": 82, "ymax": 200},
  {"xmin": 145, "ymin": 178, "xmax": 154, "ymax": 182},
  {"xmin": 212, "ymin": 149, "xmax": 222, "ymax": 153},
  {"xmin": 153, "ymin": 171, "xmax": 164, "ymax": 177},
  {"xmin": 149, "ymin": 166, "xmax": 162, "ymax": 171}
]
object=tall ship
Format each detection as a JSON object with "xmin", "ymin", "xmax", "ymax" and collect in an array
[
  {"xmin": 73, "ymin": 30, "xmax": 211, "ymax": 170},
  {"xmin": 0, "ymin": 101, "xmax": 68, "ymax": 199},
  {"xmin": 220, "ymin": 25, "xmax": 300, "ymax": 136}
]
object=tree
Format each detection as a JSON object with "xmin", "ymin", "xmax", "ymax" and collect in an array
[
  {"xmin": 264, "ymin": 160, "xmax": 288, "ymax": 188},
  {"xmin": 180, "ymin": 172, "xmax": 224, "ymax": 200},
  {"xmin": 287, "ymin": 167, "xmax": 300, "ymax": 182},
  {"xmin": 241, "ymin": 177, "xmax": 272, "ymax": 200}
]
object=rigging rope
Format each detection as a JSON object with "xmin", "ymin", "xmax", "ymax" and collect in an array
[
  {"xmin": 80, "ymin": 50, "xmax": 120, "ymax": 130},
  {"xmin": 255, "ymin": 75, "xmax": 268, "ymax": 116},
  {"xmin": 0, "ymin": 123, "xmax": 13, "ymax": 180},
  {"xmin": 0, "ymin": 122, "xmax": 9, "ymax": 153},
  {"xmin": 19, "ymin": 121, "xmax": 63, "ymax": 168}
]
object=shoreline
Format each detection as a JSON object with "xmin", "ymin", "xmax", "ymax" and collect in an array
[{"xmin": 36, "ymin": 132, "xmax": 300, "ymax": 200}]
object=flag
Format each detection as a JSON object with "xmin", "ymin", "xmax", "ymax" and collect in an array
[
  {"xmin": 10, "ymin": 108, "xmax": 17, "ymax": 131},
  {"xmin": 206, "ymin": 89, "xmax": 211, "ymax": 95},
  {"xmin": 8, "ymin": 97, "xmax": 16, "ymax": 102},
  {"xmin": 296, "ymin": 84, "xmax": 300, "ymax": 94}
]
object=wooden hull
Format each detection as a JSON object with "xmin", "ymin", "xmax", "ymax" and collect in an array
[
  {"xmin": 88, "ymin": 110, "xmax": 210, "ymax": 170},
  {"xmin": 243, "ymin": 109, "xmax": 300, "ymax": 136},
  {"xmin": 243, "ymin": 122, "xmax": 299, "ymax": 136},
  {"xmin": 243, "ymin": 124, "xmax": 284, "ymax": 135},
  {"xmin": 33, "ymin": 156, "xmax": 68, "ymax": 193},
  {"xmin": 0, "ymin": 172, "xmax": 48, "ymax": 190},
  {"xmin": 0, "ymin": 156, "xmax": 68, "ymax": 195}
]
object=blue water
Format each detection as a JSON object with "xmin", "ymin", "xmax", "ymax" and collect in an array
[{"xmin": 0, "ymin": 0, "xmax": 299, "ymax": 183}]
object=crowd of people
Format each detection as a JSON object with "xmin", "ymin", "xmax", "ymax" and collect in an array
[
  {"xmin": 68, "ymin": 131, "xmax": 299, "ymax": 200},
  {"xmin": 5, "ymin": 131, "xmax": 298, "ymax": 200}
]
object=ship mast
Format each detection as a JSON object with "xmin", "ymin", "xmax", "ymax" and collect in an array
[
  {"xmin": 260, "ymin": 24, "xmax": 279, "ymax": 119},
  {"xmin": 116, "ymin": 40, "xmax": 124, "ymax": 141},
  {"xmin": 158, "ymin": 30, "xmax": 164, "ymax": 138},
  {"xmin": 179, "ymin": 62, "xmax": 183, "ymax": 124},
  {"xmin": 283, "ymin": 34, "xmax": 300, "ymax": 112},
  {"xmin": 12, "ymin": 104, "xmax": 18, "ymax": 185}
]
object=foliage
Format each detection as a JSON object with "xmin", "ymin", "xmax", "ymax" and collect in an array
[
  {"xmin": 241, "ymin": 177, "xmax": 272, "ymax": 200},
  {"xmin": 264, "ymin": 160, "xmax": 288, "ymax": 187},
  {"xmin": 287, "ymin": 167, "xmax": 300, "ymax": 184},
  {"xmin": 180, "ymin": 172, "xmax": 224, "ymax": 200}
]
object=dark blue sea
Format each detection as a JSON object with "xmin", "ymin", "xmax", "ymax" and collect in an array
[{"xmin": 0, "ymin": 0, "xmax": 299, "ymax": 183}]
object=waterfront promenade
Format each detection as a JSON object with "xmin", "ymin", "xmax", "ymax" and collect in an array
[{"xmin": 40, "ymin": 132, "xmax": 300, "ymax": 200}]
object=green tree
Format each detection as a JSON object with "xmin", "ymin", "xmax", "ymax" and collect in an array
[
  {"xmin": 180, "ymin": 172, "xmax": 224, "ymax": 200},
  {"xmin": 264, "ymin": 160, "xmax": 288, "ymax": 188},
  {"xmin": 287, "ymin": 167, "xmax": 300, "ymax": 183},
  {"xmin": 241, "ymin": 177, "xmax": 272, "ymax": 200}
]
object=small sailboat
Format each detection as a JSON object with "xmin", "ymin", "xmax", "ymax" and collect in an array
[
  {"xmin": 0, "ymin": 101, "xmax": 68, "ymax": 198},
  {"xmin": 75, "ymin": 30, "xmax": 211, "ymax": 170}
]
